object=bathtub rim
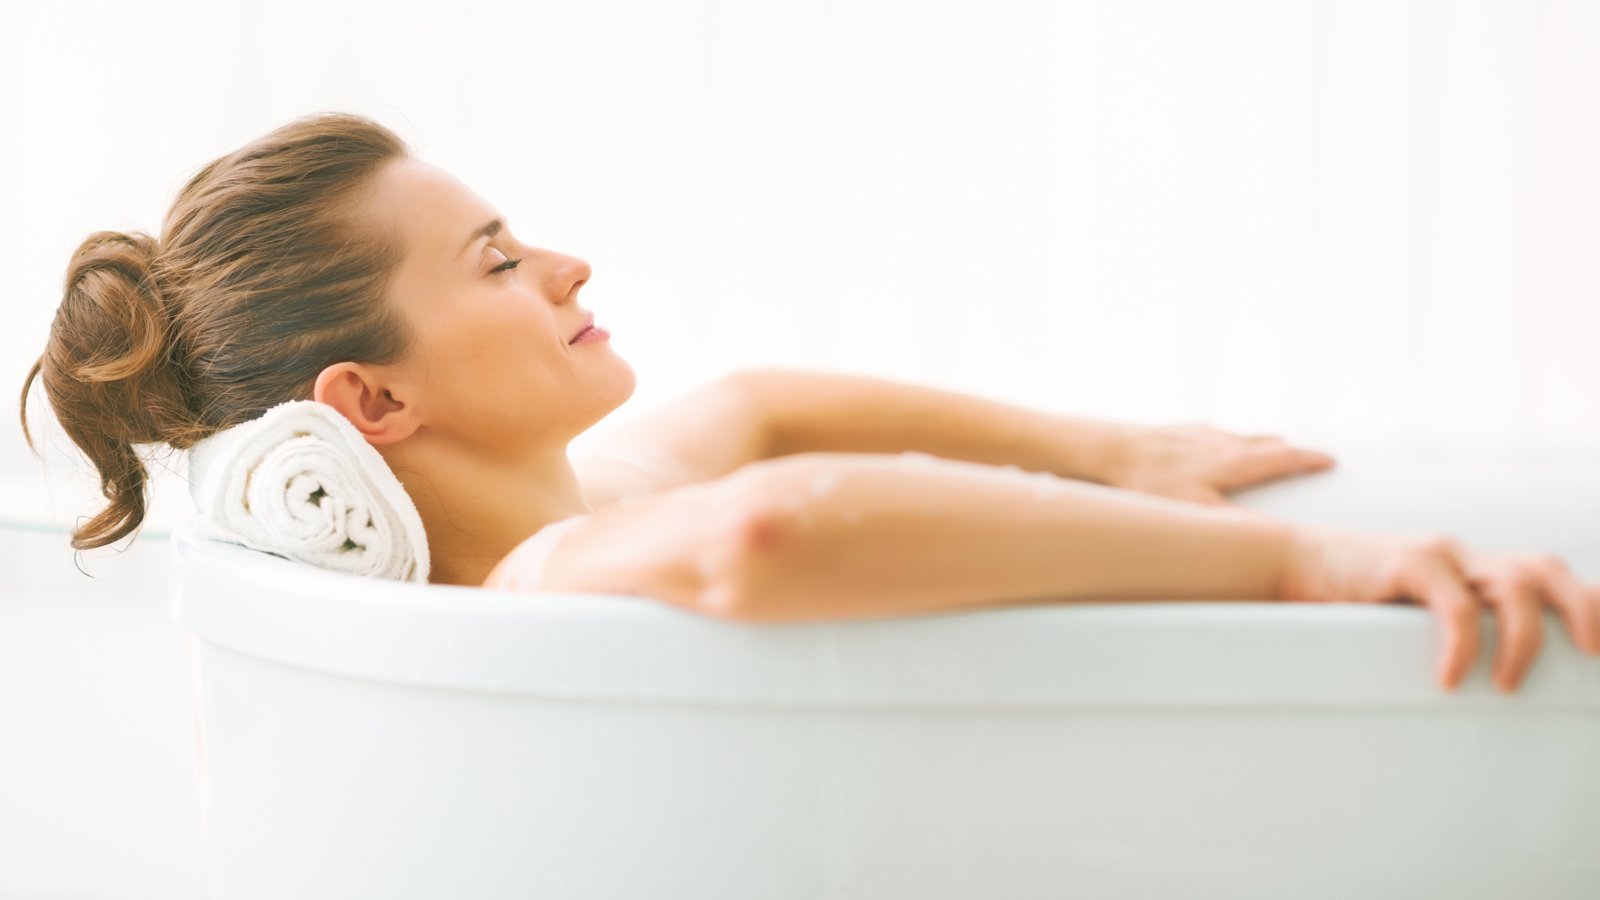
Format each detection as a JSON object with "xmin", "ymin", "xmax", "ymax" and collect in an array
[{"xmin": 168, "ymin": 521, "xmax": 1600, "ymax": 711}]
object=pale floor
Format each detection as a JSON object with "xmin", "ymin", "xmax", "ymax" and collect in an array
[{"xmin": 0, "ymin": 510, "xmax": 203, "ymax": 899}]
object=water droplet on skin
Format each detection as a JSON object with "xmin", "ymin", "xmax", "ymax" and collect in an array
[
  {"xmin": 809, "ymin": 468, "xmax": 840, "ymax": 498},
  {"xmin": 1026, "ymin": 471, "xmax": 1066, "ymax": 498}
]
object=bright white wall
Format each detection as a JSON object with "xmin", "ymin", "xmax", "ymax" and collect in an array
[{"xmin": 7, "ymin": 0, "xmax": 1600, "ymax": 478}]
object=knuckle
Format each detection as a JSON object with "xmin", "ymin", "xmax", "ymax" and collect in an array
[
  {"xmin": 1493, "ymin": 559, "xmax": 1536, "ymax": 587},
  {"xmin": 1530, "ymin": 555, "xmax": 1567, "ymax": 578},
  {"xmin": 1415, "ymin": 533, "xmax": 1462, "ymax": 561},
  {"xmin": 1400, "ymin": 546, "xmax": 1437, "ymax": 570}
]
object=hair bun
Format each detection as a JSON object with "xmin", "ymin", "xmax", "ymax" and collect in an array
[
  {"xmin": 55, "ymin": 231, "xmax": 197, "ymax": 442},
  {"xmin": 23, "ymin": 230, "xmax": 202, "ymax": 547}
]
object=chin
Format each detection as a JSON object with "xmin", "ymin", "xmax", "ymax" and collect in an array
[{"xmin": 593, "ymin": 351, "xmax": 637, "ymax": 418}]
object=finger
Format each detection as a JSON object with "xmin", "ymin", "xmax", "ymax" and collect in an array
[
  {"xmin": 1257, "ymin": 440, "xmax": 1337, "ymax": 473},
  {"xmin": 1296, "ymin": 448, "xmax": 1337, "ymax": 470},
  {"xmin": 1477, "ymin": 572, "xmax": 1546, "ymax": 693},
  {"xmin": 1221, "ymin": 445, "xmax": 1336, "ymax": 490},
  {"xmin": 1243, "ymin": 434, "xmax": 1337, "ymax": 467},
  {"xmin": 1536, "ymin": 562, "xmax": 1600, "ymax": 655},
  {"xmin": 1407, "ymin": 557, "xmax": 1482, "ymax": 691}
]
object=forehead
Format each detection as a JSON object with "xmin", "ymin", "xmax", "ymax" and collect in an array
[{"xmin": 367, "ymin": 158, "xmax": 498, "ymax": 262}]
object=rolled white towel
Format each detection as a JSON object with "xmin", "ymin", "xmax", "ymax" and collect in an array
[{"xmin": 186, "ymin": 400, "xmax": 430, "ymax": 582}]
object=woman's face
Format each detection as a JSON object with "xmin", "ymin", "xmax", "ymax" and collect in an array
[{"xmin": 365, "ymin": 158, "xmax": 635, "ymax": 457}]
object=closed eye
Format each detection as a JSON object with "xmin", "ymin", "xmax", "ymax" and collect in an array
[{"xmin": 491, "ymin": 257, "xmax": 523, "ymax": 274}]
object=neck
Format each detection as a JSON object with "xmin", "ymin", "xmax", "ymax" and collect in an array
[{"xmin": 378, "ymin": 432, "xmax": 592, "ymax": 587}]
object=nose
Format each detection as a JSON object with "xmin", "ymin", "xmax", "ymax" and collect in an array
[{"xmin": 532, "ymin": 247, "xmax": 590, "ymax": 305}]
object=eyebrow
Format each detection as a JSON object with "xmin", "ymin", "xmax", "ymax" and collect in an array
[{"xmin": 457, "ymin": 218, "xmax": 503, "ymax": 258}]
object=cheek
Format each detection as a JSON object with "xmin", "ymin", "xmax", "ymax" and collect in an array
[
  {"xmin": 441, "ymin": 296, "xmax": 545, "ymax": 356},
  {"xmin": 424, "ymin": 304, "xmax": 566, "ymax": 403}
]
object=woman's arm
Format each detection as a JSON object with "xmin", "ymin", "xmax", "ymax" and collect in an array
[
  {"xmin": 738, "ymin": 369, "xmax": 1131, "ymax": 482},
  {"xmin": 504, "ymin": 451, "xmax": 1292, "ymax": 615},
  {"xmin": 734, "ymin": 368, "xmax": 1336, "ymax": 503},
  {"xmin": 494, "ymin": 451, "xmax": 1600, "ymax": 691},
  {"xmin": 575, "ymin": 370, "xmax": 1334, "ymax": 510},
  {"xmin": 690, "ymin": 453, "xmax": 1295, "ymax": 615}
]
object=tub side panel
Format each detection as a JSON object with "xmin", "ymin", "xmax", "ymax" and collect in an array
[{"xmin": 195, "ymin": 642, "xmax": 1600, "ymax": 900}]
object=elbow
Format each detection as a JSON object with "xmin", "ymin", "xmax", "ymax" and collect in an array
[
  {"xmin": 692, "ymin": 505, "xmax": 789, "ymax": 623},
  {"xmin": 689, "ymin": 468, "xmax": 805, "ymax": 622}
]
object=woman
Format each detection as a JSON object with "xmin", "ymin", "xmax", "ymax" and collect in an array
[{"xmin": 22, "ymin": 113, "xmax": 1599, "ymax": 694}]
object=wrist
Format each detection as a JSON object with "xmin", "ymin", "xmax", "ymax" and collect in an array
[
  {"xmin": 1273, "ymin": 524, "xmax": 1328, "ymax": 603},
  {"xmin": 1196, "ymin": 504, "xmax": 1302, "ymax": 601},
  {"xmin": 1067, "ymin": 417, "xmax": 1146, "ymax": 486}
]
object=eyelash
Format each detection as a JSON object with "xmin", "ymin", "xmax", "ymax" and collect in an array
[{"xmin": 491, "ymin": 257, "xmax": 523, "ymax": 274}]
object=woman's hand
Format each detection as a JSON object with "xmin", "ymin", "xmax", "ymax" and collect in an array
[
  {"xmin": 1280, "ymin": 529, "xmax": 1600, "ymax": 691},
  {"xmin": 1103, "ymin": 424, "xmax": 1336, "ymax": 505}
]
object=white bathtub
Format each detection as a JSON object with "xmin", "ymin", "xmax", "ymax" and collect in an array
[{"xmin": 171, "ymin": 464, "xmax": 1600, "ymax": 899}]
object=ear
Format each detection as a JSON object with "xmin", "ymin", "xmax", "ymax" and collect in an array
[{"xmin": 312, "ymin": 362, "xmax": 418, "ymax": 445}]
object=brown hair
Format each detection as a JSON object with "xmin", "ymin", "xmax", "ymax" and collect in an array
[{"xmin": 20, "ymin": 113, "xmax": 411, "ymax": 549}]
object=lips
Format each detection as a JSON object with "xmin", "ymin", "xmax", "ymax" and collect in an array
[{"xmin": 569, "ymin": 311, "xmax": 595, "ymax": 344}]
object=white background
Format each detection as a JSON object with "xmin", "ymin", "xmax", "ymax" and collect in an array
[
  {"xmin": 7, "ymin": 0, "xmax": 1600, "ymax": 471},
  {"xmin": 2, "ymin": 1, "xmax": 1598, "ymax": 897}
]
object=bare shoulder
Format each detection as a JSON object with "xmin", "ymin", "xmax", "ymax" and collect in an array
[
  {"xmin": 493, "ymin": 471, "xmax": 748, "ymax": 609},
  {"xmin": 574, "ymin": 451, "xmax": 696, "ymax": 511},
  {"xmin": 572, "ymin": 375, "xmax": 771, "ymax": 511}
]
